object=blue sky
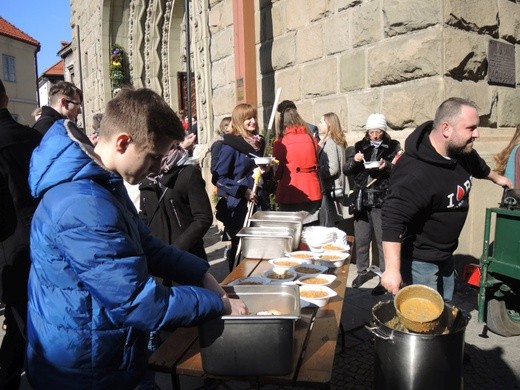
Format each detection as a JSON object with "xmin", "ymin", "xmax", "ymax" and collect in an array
[{"xmin": 1, "ymin": 0, "xmax": 72, "ymax": 75}]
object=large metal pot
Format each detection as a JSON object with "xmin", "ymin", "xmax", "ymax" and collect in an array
[{"xmin": 368, "ymin": 301, "xmax": 469, "ymax": 390}]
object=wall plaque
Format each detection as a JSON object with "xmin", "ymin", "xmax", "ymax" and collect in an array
[{"xmin": 488, "ymin": 40, "xmax": 516, "ymax": 87}]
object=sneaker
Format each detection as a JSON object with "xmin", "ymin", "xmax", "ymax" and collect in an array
[
  {"xmin": 351, "ymin": 272, "xmax": 371, "ymax": 288},
  {"xmin": 371, "ymin": 282, "xmax": 387, "ymax": 296}
]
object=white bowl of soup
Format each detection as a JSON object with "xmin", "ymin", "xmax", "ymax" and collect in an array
[
  {"xmin": 315, "ymin": 251, "xmax": 350, "ymax": 268},
  {"xmin": 297, "ymin": 274, "xmax": 337, "ymax": 287},
  {"xmin": 262, "ymin": 268, "xmax": 297, "ymax": 284},
  {"xmin": 268, "ymin": 257, "xmax": 309, "ymax": 270},
  {"xmin": 290, "ymin": 263, "xmax": 328, "ymax": 278},
  {"xmin": 286, "ymin": 251, "xmax": 316, "ymax": 262},
  {"xmin": 299, "ymin": 285, "xmax": 337, "ymax": 307}
]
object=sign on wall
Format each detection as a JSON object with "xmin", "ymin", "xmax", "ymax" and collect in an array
[{"xmin": 488, "ymin": 40, "xmax": 516, "ymax": 87}]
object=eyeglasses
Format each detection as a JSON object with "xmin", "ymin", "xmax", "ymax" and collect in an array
[
  {"xmin": 368, "ymin": 129, "xmax": 383, "ymax": 134},
  {"xmin": 65, "ymin": 99, "xmax": 81, "ymax": 106}
]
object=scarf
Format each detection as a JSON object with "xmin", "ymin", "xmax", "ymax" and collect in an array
[
  {"xmin": 160, "ymin": 146, "xmax": 190, "ymax": 173},
  {"xmin": 244, "ymin": 133, "xmax": 262, "ymax": 151}
]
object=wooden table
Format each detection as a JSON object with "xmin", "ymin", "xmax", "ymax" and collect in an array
[{"xmin": 149, "ymin": 238, "xmax": 352, "ymax": 389}]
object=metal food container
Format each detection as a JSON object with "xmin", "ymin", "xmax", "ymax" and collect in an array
[
  {"xmin": 199, "ymin": 284, "xmax": 300, "ymax": 376},
  {"xmin": 249, "ymin": 211, "xmax": 308, "ymax": 250},
  {"xmin": 236, "ymin": 226, "xmax": 295, "ymax": 259}
]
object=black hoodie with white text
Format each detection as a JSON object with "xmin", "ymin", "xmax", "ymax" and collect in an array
[{"xmin": 381, "ymin": 121, "xmax": 490, "ymax": 262}]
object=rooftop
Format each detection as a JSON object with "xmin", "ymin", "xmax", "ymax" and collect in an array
[
  {"xmin": 42, "ymin": 60, "xmax": 64, "ymax": 77},
  {"xmin": 0, "ymin": 16, "xmax": 40, "ymax": 48}
]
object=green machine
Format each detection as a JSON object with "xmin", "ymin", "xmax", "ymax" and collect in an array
[{"xmin": 479, "ymin": 207, "xmax": 520, "ymax": 336}]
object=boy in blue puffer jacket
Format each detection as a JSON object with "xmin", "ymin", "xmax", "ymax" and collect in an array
[{"xmin": 26, "ymin": 88, "xmax": 247, "ymax": 389}]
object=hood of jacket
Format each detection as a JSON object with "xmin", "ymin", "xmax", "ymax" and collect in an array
[
  {"xmin": 404, "ymin": 120, "xmax": 457, "ymax": 168},
  {"xmin": 29, "ymin": 119, "xmax": 117, "ymax": 199}
]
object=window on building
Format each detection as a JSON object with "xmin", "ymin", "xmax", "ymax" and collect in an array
[{"xmin": 2, "ymin": 55, "xmax": 16, "ymax": 82}]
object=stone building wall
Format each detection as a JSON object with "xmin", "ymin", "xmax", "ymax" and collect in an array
[
  {"xmin": 71, "ymin": 0, "xmax": 520, "ymax": 258},
  {"xmin": 208, "ymin": 0, "xmax": 520, "ymax": 136}
]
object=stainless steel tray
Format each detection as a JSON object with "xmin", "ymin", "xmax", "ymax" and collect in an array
[
  {"xmin": 222, "ymin": 284, "xmax": 301, "ymax": 319},
  {"xmin": 198, "ymin": 285, "xmax": 300, "ymax": 376},
  {"xmin": 249, "ymin": 211, "xmax": 307, "ymax": 250},
  {"xmin": 236, "ymin": 226, "xmax": 295, "ymax": 259}
]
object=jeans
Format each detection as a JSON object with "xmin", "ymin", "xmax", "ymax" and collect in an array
[{"xmin": 401, "ymin": 257, "xmax": 455, "ymax": 301}]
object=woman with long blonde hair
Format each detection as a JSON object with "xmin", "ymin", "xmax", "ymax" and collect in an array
[
  {"xmin": 494, "ymin": 124, "xmax": 520, "ymax": 185},
  {"xmin": 213, "ymin": 103, "xmax": 271, "ymax": 270},
  {"xmin": 317, "ymin": 112, "xmax": 350, "ymax": 227}
]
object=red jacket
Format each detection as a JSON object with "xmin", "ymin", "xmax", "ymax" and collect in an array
[{"xmin": 273, "ymin": 126, "xmax": 322, "ymax": 204}]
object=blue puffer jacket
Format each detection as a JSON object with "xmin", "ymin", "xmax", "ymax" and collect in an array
[{"xmin": 26, "ymin": 120, "xmax": 224, "ymax": 389}]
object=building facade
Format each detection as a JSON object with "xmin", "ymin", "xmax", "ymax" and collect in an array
[
  {"xmin": 70, "ymin": 0, "xmax": 520, "ymax": 258},
  {"xmin": 0, "ymin": 16, "xmax": 40, "ymax": 125}
]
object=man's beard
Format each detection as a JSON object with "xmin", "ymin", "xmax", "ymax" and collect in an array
[{"xmin": 447, "ymin": 140, "xmax": 473, "ymax": 157}]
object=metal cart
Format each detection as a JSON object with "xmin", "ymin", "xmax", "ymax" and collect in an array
[{"xmin": 478, "ymin": 207, "xmax": 520, "ymax": 336}]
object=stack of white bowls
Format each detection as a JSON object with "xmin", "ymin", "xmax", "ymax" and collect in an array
[{"xmin": 301, "ymin": 226, "xmax": 336, "ymax": 251}]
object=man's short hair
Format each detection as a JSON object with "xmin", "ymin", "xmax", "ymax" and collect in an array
[
  {"xmin": 49, "ymin": 81, "xmax": 83, "ymax": 105},
  {"xmin": 101, "ymin": 87, "xmax": 184, "ymax": 148},
  {"xmin": 433, "ymin": 97, "xmax": 478, "ymax": 129},
  {"xmin": 277, "ymin": 100, "xmax": 297, "ymax": 113}
]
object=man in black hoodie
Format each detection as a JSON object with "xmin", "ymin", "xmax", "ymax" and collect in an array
[{"xmin": 381, "ymin": 97, "xmax": 512, "ymax": 300}]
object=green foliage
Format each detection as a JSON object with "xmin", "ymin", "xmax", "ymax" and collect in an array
[{"xmin": 110, "ymin": 44, "xmax": 127, "ymax": 91}]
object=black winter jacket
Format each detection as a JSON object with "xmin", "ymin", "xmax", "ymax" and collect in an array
[
  {"xmin": 0, "ymin": 108, "xmax": 42, "ymax": 303},
  {"xmin": 343, "ymin": 137, "xmax": 401, "ymax": 191},
  {"xmin": 382, "ymin": 121, "xmax": 490, "ymax": 262},
  {"xmin": 139, "ymin": 164, "xmax": 213, "ymax": 260},
  {"xmin": 33, "ymin": 105, "xmax": 65, "ymax": 135}
]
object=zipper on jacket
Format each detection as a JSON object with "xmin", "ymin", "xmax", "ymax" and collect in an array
[{"xmin": 169, "ymin": 199, "xmax": 182, "ymax": 228}]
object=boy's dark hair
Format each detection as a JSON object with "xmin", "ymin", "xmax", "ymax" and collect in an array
[
  {"xmin": 49, "ymin": 81, "xmax": 83, "ymax": 104},
  {"xmin": 102, "ymin": 88, "xmax": 184, "ymax": 148}
]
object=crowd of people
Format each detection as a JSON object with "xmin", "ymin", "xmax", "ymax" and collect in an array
[{"xmin": 0, "ymin": 76, "xmax": 517, "ymax": 388}]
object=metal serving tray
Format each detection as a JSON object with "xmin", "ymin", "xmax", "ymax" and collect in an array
[
  {"xmin": 249, "ymin": 211, "xmax": 308, "ymax": 250},
  {"xmin": 236, "ymin": 226, "xmax": 295, "ymax": 259},
  {"xmin": 199, "ymin": 284, "xmax": 300, "ymax": 376}
]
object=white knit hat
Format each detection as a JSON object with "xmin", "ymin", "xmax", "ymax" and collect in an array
[{"xmin": 365, "ymin": 113, "xmax": 387, "ymax": 131}]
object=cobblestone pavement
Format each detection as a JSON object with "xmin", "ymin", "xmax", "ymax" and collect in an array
[{"xmin": 5, "ymin": 225, "xmax": 520, "ymax": 389}]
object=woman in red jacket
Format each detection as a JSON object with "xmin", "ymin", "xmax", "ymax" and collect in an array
[{"xmin": 273, "ymin": 107, "xmax": 322, "ymax": 216}]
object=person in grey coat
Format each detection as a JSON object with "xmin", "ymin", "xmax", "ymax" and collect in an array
[{"xmin": 317, "ymin": 112, "xmax": 351, "ymax": 227}]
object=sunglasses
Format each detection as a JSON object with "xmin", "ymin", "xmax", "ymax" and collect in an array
[{"xmin": 65, "ymin": 99, "xmax": 81, "ymax": 106}]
